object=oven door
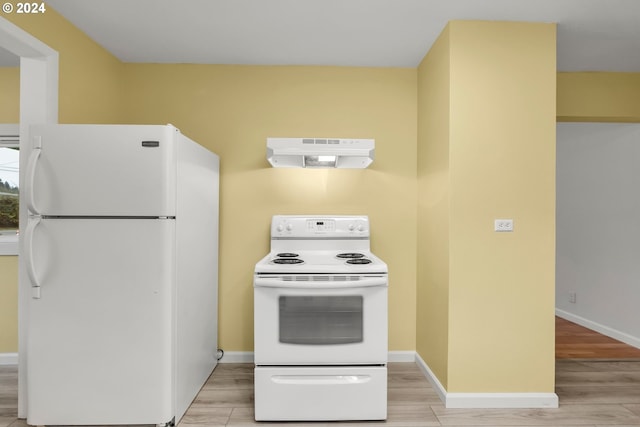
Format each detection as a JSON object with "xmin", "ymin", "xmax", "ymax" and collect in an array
[{"xmin": 253, "ymin": 274, "xmax": 388, "ymax": 365}]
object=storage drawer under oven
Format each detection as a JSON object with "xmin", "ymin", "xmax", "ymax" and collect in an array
[
  {"xmin": 253, "ymin": 279, "xmax": 387, "ymax": 365},
  {"xmin": 254, "ymin": 366, "xmax": 387, "ymax": 421}
]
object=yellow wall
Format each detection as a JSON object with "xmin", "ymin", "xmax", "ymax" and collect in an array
[
  {"xmin": 0, "ymin": 257, "xmax": 18, "ymax": 352},
  {"xmin": 0, "ymin": 67, "xmax": 19, "ymax": 122},
  {"xmin": 417, "ymin": 21, "xmax": 557, "ymax": 393},
  {"xmin": 557, "ymin": 72, "xmax": 640, "ymax": 122},
  {"xmin": 121, "ymin": 64, "xmax": 418, "ymax": 351},
  {"xmin": 417, "ymin": 26, "xmax": 451, "ymax": 387},
  {"xmin": 0, "ymin": 8, "xmax": 124, "ymax": 352},
  {"xmin": 448, "ymin": 21, "xmax": 556, "ymax": 392}
]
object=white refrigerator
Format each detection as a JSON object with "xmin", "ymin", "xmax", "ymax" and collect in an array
[{"xmin": 21, "ymin": 124, "xmax": 219, "ymax": 426}]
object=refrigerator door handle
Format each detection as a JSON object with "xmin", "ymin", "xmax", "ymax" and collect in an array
[
  {"xmin": 25, "ymin": 216, "xmax": 42, "ymax": 298},
  {"xmin": 25, "ymin": 144, "xmax": 42, "ymax": 216}
]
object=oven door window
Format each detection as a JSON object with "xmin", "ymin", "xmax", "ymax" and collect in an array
[{"xmin": 279, "ymin": 296, "xmax": 363, "ymax": 345}]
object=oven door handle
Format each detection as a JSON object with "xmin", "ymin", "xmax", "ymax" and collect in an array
[{"xmin": 254, "ymin": 276, "xmax": 387, "ymax": 289}]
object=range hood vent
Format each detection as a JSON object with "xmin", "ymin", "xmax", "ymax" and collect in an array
[{"xmin": 267, "ymin": 137, "xmax": 374, "ymax": 168}]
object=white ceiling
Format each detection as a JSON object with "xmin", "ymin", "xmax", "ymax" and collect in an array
[{"xmin": 4, "ymin": 0, "xmax": 640, "ymax": 71}]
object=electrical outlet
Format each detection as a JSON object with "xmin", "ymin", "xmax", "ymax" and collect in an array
[
  {"xmin": 494, "ymin": 219, "xmax": 514, "ymax": 232},
  {"xmin": 569, "ymin": 292, "xmax": 577, "ymax": 304}
]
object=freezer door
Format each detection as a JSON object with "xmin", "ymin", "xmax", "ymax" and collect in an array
[
  {"xmin": 26, "ymin": 218, "xmax": 175, "ymax": 426},
  {"xmin": 27, "ymin": 124, "xmax": 177, "ymax": 216}
]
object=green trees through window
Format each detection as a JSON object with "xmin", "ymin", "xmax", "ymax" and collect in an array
[
  {"xmin": 0, "ymin": 179, "xmax": 18, "ymax": 230},
  {"xmin": 0, "ymin": 146, "xmax": 19, "ymax": 235}
]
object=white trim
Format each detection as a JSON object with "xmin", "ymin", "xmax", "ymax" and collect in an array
[
  {"xmin": 446, "ymin": 392, "xmax": 558, "ymax": 409},
  {"xmin": 0, "ymin": 353, "xmax": 18, "ymax": 365},
  {"xmin": 0, "ymin": 240, "xmax": 18, "ymax": 256},
  {"xmin": 415, "ymin": 352, "xmax": 447, "ymax": 404},
  {"xmin": 0, "ymin": 124, "xmax": 19, "ymax": 136},
  {"xmin": 415, "ymin": 353, "xmax": 558, "ymax": 408},
  {"xmin": 388, "ymin": 350, "xmax": 417, "ymax": 362},
  {"xmin": 219, "ymin": 350, "xmax": 419, "ymax": 364},
  {"xmin": 211, "ymin": 350, "xmax": 561, "ymax": 408},
  {"xmin": 219, "ymin": 351, "xmax": 254, "ymax": 363},
  {"xmin": 556, "ymin": 308, "xmax": 640, "ymax": 350}
]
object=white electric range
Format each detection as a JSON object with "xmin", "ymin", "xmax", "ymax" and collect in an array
[{"xmin": 253, "ymin": 215, "xmax": 388, "ymax": 421}]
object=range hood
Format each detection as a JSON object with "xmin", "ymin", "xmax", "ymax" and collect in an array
[{"xmin": 267, "ymin": 137, "xmax": 374, "ymax": 168}]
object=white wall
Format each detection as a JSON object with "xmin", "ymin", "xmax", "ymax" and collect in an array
[{"xmin": 556, "ymin": 123, "xmax": 640, "ymax": 347}]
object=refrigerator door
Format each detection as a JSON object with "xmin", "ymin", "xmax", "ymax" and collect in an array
[
  {"xmin": 27, "ymin": 124, "xmax": 177, "ymax": 217},
  {"xmin": 26, "ymin": 217, "xmax": 175, "ymax": 425}
]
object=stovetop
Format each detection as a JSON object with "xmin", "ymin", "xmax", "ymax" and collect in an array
[
  {"xmin": 255, "ymin": 215, "xmax": 387, "ymax": 275},
  {"xmin": 255, "ymin": 250, "xmax": 388, "ymax": 275}
]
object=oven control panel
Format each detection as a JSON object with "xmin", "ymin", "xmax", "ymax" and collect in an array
[
  {"xmin": 306, "ymin": 219, "xmax": 335, "ymax": 232},
  {"xmin": 272, "ymin": 215, "xmax": 369, "ymax": 237}
]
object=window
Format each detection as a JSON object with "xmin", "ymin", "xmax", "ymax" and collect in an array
[{"xmin": 0, "ymin": 124, "xmax": 19, "ymax": 256}]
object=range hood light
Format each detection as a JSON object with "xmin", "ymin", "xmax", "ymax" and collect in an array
[
  {"xmin": 304, "ymin": 155, "xmax": 337, "ymax": 168},
  {"xmin": 267, "ymin": 138, "xmax": 374, "ymax": 169}
]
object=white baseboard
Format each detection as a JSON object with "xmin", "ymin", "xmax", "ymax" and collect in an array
[
  {"xmin": 388, "ymin": 350, "xmax": 416, "ymax": 362},
  {"xmin": 0, "ymin": 353, "xmax": 18, "ymax": 365},
  {"xmin": 0, "ymin": 350, "xmax": 422, "ymax": 366},
  {"xmin": 415, "ymin": 352, "xmax": 448, "ymax": 404},
  {"xmin": 445, "ymin": 392, "xmax": 558, "ymax": 409},
  {"xmin": 415, "ymin": 353, "xmax": 558, "ymax": 408},
  {"xmin": 219, "ymin": 350, "xmax": 419, "ymax": 364},
  {"xmin": 6, "ymin": 348, "xmax": 558, "ymax": 408},
  {"xmin": 218, "ymin": 351, "xmax": 254, "ymax": 363},
  {"xmin": 226, "ymin": 351, "xmax": 558, "ymax": 407},
  {"xmin": 556, "ymin": 308, "xmax": 640, "ymax": 350}
]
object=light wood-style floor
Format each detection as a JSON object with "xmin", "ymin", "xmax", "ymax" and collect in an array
[
  {"xmin": 2, "ymin": 359, "xmax": 640, "ymax": 427},
  {"xmin": 2, "ymin": 318, "xmax": 639, "ymax": 427}
]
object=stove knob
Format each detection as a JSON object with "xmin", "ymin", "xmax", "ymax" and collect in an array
[
  {"xmin": 277, "ymin": 224, "xmax": 284, "ymax": 232},
  {"xmin": 286, "ymin": 223, "xmax": 293, "ymax": 231},
  {"xmin": 348, "ymin": 224, "xmax": 355, "ymax": 231},
  {"xmin": 357, "ymin": 224, "xmax": 365, "ymax": 232}
]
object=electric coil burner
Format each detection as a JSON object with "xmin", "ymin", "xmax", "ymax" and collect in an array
[
  {"xmin": 272, "ymin": 258, "xmax": 304, "ymax": 264},
  {"xmin": 346, "ymin": 258, "xmax": 372, "ymax": 265},
  {"xmin": 336, "ymin": 252, "xmax": 365, "ymax": 259},
  {"xmin": 277, "ymin": 252, "xmax": 299, "ymax": 258},
  {"xmin": 271, "ymin": 252, "xmax": 304, "ymax": 264},
  {"xmin": 253, "ymin": 215, "xmax": 388, "ymax": 422}
]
